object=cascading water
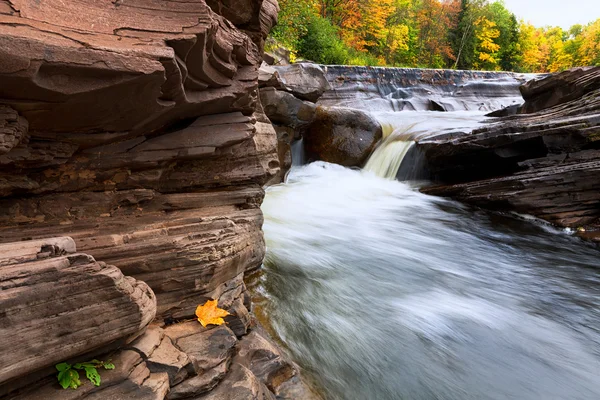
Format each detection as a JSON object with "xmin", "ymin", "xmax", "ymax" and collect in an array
[
  {"xmin": 364, "ymin": 111, "xmax": 488, "ymax": 179},
  {"xmin": 259, "ymin": 70, "xmax": 600, "ymax": 400},
  {"xmin": 258, "ymin": 163, "xmax": 600, "ymax": 400}
]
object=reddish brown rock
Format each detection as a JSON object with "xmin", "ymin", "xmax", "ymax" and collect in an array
[
  {"xmin": 0, "ymin": 237, "xmax": 156, "ymax": 392},
  {"xmin": 0, "ymin": 0, "xmax": 314, "ymax": 398}
]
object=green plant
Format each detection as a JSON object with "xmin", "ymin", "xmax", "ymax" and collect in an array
[
  {"xmin": 55, "ymin": 359, "xmax": 115, "ymax": 389},
  {"xmin": 298, "ymin": 16, "xmax": 350, "ymax": 65}
]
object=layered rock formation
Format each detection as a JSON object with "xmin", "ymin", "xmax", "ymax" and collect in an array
[
  {"xmin": 0, "ymin": 0, "xmax": 311, "ymax": 398},
  {"xmin": 420, "ymin": 67, "xmax": 600, "ymax": 239},
  {"xmin": 318, "ymin": 66, "xmax": 536, "ymax": 112},
  {"xmin": 259, "ymin": 62, "xmax": 330, "ymax": 179}
]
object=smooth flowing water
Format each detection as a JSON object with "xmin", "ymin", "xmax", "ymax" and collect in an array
[
  {"xmin": 258, "ymin": 162, "xmax": 600, "ymax": 400},
  {"xmin": 365, "ymin": 111, "xmax": 488, "ymax": 179}
]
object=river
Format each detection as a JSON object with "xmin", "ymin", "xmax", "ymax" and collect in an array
[{"xmin": 256, "ymin": 111, "xmax": 600, "ymax": 400}]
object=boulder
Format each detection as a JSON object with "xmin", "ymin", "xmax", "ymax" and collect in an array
[
  {"xmin": 260, "ymin": 87, "xmax": 316, "ymax": 130},
  {"xmin": 304, "ymin": 106, "xmax": 382, "ymax": 167},
  {"xmin": 0, "ymin": 237, "xmax": 156, "ymax": 392},
  {"xmin": 273, "ymin": 63, "xmax": 331, "ymax": 102}
]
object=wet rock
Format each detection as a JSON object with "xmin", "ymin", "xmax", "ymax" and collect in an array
[
  {"xmin": 305, "ymin": 106, "xmax": 383, "ymax": 167},
  {"xmin": 236, "ymin": 330, "xmax": 294, "ymax": 390},
  {"xmin": 419, "ymin": 67, "xmax": 600, "ymax": 238},
  {"xmin": 318, "ymin": 66, "xmax": 532, "ymax": 112},
  {"xmin": 0, "ymin": 238, "xmax": 156, "ymax": 390},
  {"xmin": 273, "ymin": 63, "xmax": 331, "ymax": 102}
]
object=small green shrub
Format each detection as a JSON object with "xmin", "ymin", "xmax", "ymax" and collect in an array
[
  {"xmin": 56, "ymin": 359, "xmax": 115, "ymax": 390},
  {"xmin": 298, "ymin": 17, "xmax": 349, "ymax": 65}
]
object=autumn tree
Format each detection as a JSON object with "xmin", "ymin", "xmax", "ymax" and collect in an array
[
  {"xmin": 578, "ymin": 19, "xmax": 600, "ymax": 66},
  {"xmin": 415, "ymin": 0, "xmax": 461, "ymax": 67},
  {"xmin": 473, "ymin": 16, "xmax": 500, "ymax": 69}
]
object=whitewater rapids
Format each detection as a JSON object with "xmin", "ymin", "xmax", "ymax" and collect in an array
[{"xmin": 257, "ymin": 162, "xmax": 600, "ymax": 400}]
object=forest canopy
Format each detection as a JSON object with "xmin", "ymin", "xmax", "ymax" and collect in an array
[{"xmin": 270, "ymin": 0, "xmax": 600, "ymax": 72}]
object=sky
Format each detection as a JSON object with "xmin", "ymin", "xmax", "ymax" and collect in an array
[{"xmin": 502, "ymin": 0, "xmax": 600, "ymax": 29}]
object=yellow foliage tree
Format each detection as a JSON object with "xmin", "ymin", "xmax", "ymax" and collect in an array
[
  {"xmin": 474, "ymin": 16, "xmax": 500, "ymax": 69},
  {"xmin": 579, "ymin": 19, "xmax": 600, "ymax": 66}
]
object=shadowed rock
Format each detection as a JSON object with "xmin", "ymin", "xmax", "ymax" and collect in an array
[
  {"xmin": 0, "ymin": 237, "xmax": 156, "ymax": 391},
  {"xmin": 305, "ymin": 106, "xmax": 382, "ymax": 167}
]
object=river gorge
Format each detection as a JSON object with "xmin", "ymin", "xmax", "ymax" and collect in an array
[{"xmin": 0, "ymin": 2, "xmax": 599, "ymax": 399}]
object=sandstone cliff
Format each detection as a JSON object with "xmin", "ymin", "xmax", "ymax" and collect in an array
[{"xmin": 0, "ymin": 1, "xmax": 310, "ymax": 398}]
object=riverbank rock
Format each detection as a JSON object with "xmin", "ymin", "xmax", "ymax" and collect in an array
[
  {"xmin": 258, "ymin": 62, "xmax": 326, "ymax": 181},
  {"xmin": 273, "ymin": 63, "xmax": 331, "ymax": 102},
  {"xmin": 0, "ymin": 237, "xmax": 156, "ymax": 395},
  {"xmin": 419, "ymin": 66, "xmax": 600, "ymax": 239},
  {"xmin": 0, "ymin": 0, "xmax": 313, "ymax": 398},
  {"xmin": 304, "ymin": 106, "xmax": 382, "ymax": 167}
]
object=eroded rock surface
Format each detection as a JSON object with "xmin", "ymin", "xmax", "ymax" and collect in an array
[
  {"xmin": 420, "ymin": 67, "xmax": 600, "ymax": 238},
  {"xmin": 0, "ymin": 237, "xmax": 156, "ymax": 395},
  {"xmin": 318, "ymin": 66, "xmax": 535, "ymax": 112},
  {"xmin": 0, "ymin": 0, "xmax": 313, "ymax": 398}
]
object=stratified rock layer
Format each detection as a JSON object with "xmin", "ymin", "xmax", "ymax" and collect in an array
[
  {"xmin": 420, "ymin": 67, "xmax": 600, "ymax": 238},
  {"xmin": 0, "ymin": 237, "xmax": 156, "ymax": 393},
  {"xmin": 0, "ymin": 0, "xmax": 313, "ymax": 398},
  {"xmin": 319, "ymin": 66, "xmax": 536, "ymax": 112},
  {"xmin": 0, "ymin": 0, "xmax": 279, "ymax": 318}
]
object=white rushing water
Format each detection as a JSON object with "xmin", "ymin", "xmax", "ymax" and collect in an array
[
  {"xmin": 259, "ymin": 161, "xmax": 600, "ymax": 400},
  {"xmin": 364, "ymin": 111, "xmax": 488, "ymax": 179}
]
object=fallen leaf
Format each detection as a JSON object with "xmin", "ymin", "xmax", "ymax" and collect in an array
[{"xmin": 195, "ymin": 299, "xmax": 230, "ymax": 327}]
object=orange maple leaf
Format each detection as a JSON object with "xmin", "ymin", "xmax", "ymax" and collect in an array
[{"xmin": 195, "ymin": 300, "xmax": 230, "ymax": 327}]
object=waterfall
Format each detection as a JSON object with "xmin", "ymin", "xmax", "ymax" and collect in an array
[
  {"xmin": 363, "ymin": 124, "xmax": 416, "ymax": 179},
  {"xmin": 364, "ymin": 111, "xmax": 490, "ymax": 180},
  {"xmin": 291, "ymin": 137, "xmax": 305, "ymax": 166}
]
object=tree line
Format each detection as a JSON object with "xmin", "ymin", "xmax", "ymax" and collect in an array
[{"xmin": 270, "ymin": 0, "xmax": 600, "ymax": 72}]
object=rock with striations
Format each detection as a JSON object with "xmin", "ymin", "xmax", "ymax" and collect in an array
[
  {"xmin": 304, "ymin": 106, "xmax": 383, "ymax": 167},
  {"xmin": 0, "ymin": 0, "xmax": 280, "ymax": 320},
  {"xmin": 0, "ymin": 237, "xmax": 156, "ymax": 395},
  {"xmin": 419, "ymin": 66, "xmax": 600, "ymax": 239}
]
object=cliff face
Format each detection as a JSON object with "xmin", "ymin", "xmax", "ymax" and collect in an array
[{"xmin": 0, "ymin": 1, "xmax": 310, "ymax": 398}]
